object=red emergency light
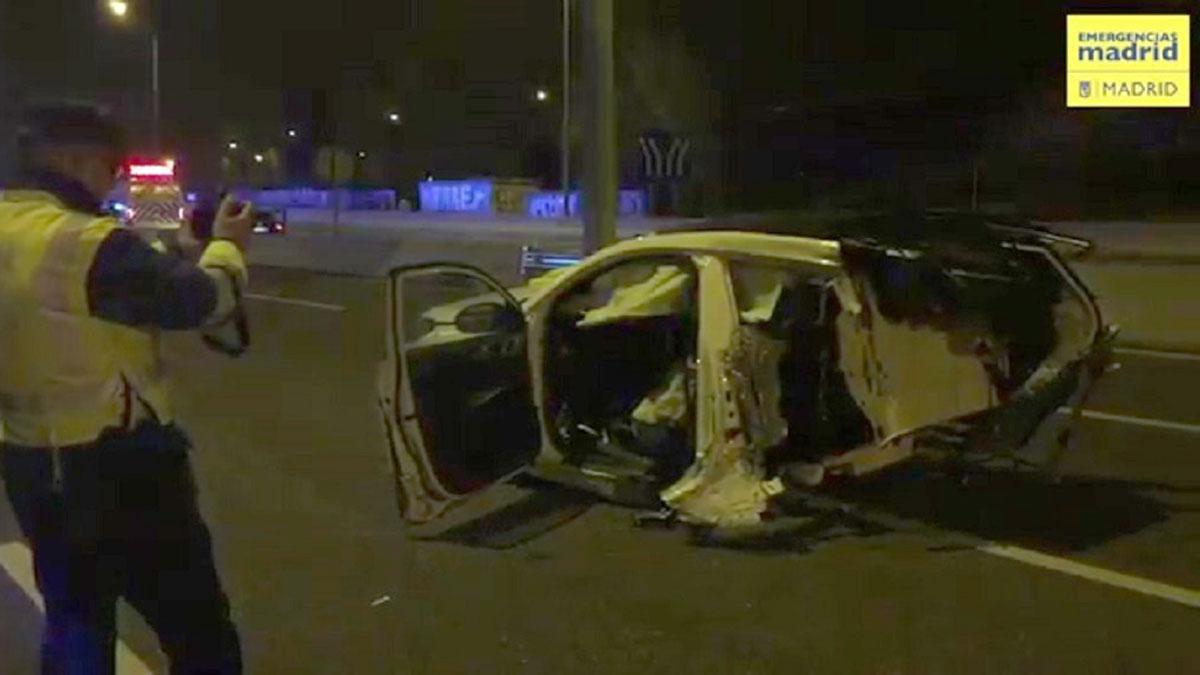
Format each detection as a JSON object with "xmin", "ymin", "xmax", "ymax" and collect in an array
[{"xmin": 126, "ymin": 158, "xmax": 176, "ymax": 182}]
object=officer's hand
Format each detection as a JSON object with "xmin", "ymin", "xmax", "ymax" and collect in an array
[
  {"xmin": 175, "ymin": 213, "xmax": 204, "ymax": 259},
  {"xmin": 212, "ymin": 196, "xmax": 255, "ymax": 252}
]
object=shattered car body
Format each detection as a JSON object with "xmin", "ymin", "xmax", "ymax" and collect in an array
[{"xmin": 377, "ymin": 213, "xmax": 1113, "ymax": 534}]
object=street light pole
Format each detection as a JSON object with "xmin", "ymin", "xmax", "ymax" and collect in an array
[
  {"xmin": 580, "ymin": 0, "xmax": 616, "ymax": 252},
  {"xmin": 106, "ymin": 0, "xmax": 160, "ymax": 152},
  {"xmin": 151, "ymin": 29, "xmax": 160, "ymax": 153},
  {"xmin": 560, "ymin": 0, "xmax": 572, "ymax": 221}
]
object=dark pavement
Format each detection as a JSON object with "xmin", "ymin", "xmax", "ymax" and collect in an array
[{"xmin": 2, "ymin": 266, "xmax": 1198, "ymax": 674}]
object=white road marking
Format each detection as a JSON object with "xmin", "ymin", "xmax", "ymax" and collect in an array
[
  {"xmin": 1113, "ymin": 347, "xmax": 1200, "ymax": 363},
  {"xmin": 1071, "ymin": 408, "xmax": 1200, "ymax": 435},
  {"xmin": 979, "ymin": 544, "xmax": 1200, "ymax": 609},
  {"xmin": 0, "ymin": 542, "xmax": 154, "ymax": 673},
  {"xmin": 245, "ymin": 293, "xmax": 345, "ymax": 312}
]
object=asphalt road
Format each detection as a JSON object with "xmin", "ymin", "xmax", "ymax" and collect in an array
[{"xmin": 2, "ymin": 265, "xmax": 1198, "ymax": 674}]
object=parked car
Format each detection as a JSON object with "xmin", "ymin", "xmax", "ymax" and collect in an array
[
  {"xmin": 377, "ymin": 212, "xmax": 1114, "ymax": 537},
  {"xmin": 251, "ymin": 207, "xmax": 287, "ymax": 235},
  {"xmin": 188, "ymin": 194, "xmax": 286, "ymax": 239}
]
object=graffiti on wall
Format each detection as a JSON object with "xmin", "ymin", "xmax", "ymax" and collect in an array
[
  {"xmin": 418, "ymin": 180, "xmax": 493, "ymax": 213},
  {"xmin": 526, "ymin": 190, "xmax": 648, "ymax": 218}
]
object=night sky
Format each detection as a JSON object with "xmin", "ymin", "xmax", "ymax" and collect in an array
[{"xmin": 1, "ymin": 0, "xmax": 1195, "ymax": 190}]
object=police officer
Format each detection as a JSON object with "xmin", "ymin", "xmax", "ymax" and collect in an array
[{"xmin": 0, "ymin": 104, "xmax": 249, "ymax": 673}]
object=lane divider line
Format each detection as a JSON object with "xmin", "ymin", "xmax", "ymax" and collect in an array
[
  {"xmin": 1113, "ymin": 347, "xmax": 1200, "ymax": 363},
  {"xmin": 0, "ymin": 542, "xmax": 154, "ymax": 674},
  {"xmin": 979, "ymin": 544, "xmax": 1200, "ymax": 609},
  {"xmin": 244, "ymin": 293, "xmax": 346, "ymax": 312},
  {"xmin": 1070, "ymin": 408, "xmax": 1200, "ymax": 435}
]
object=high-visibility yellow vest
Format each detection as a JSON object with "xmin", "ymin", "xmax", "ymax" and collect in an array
[{"xmin": 0, "ymin": 190, "xmax": 174, "ymax": 447}]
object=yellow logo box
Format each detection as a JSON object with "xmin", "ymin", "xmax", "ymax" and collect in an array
[{"xmin": 1067, "ymin": 14, "xmax": 1190, "ymax": 108}]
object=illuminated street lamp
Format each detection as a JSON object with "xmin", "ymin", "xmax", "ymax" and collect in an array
[
  {"xmin": 535, "ymin": 88, "xmax": 550, "ymax": 102},
  {"xmin": 357, "ymin": 151, "xmax": 367, "ymax": 159},
  {"xmin": 253, "ymin": 153, "xmax": 265, "ymax": 163},
  {"xmin": 386, "ymin": 111, "xmax": 401, "ymax": 125},
  {"xmin": 107, "ymin": 0, "xmax": 129, "ymax": 19},
  {"xmin": 227, "ymin": 141, "xmax": 239, "ymax": 151},
  {"xmin": 286, "ymin": 128, "xmax": 298, "ymax": 139}
]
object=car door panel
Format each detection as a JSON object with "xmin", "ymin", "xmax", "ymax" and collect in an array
[{"xmin": 379, "ymin": 263, "xmax": 541, "ymax": 532}]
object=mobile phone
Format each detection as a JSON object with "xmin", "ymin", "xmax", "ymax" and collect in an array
[
  {"xmin": 189, "ymin": 194, "xmax": 248, "ymax": 240},
  {"xmin": 189, "ymin": 202, "xmax": 216, "ymax": 240}
]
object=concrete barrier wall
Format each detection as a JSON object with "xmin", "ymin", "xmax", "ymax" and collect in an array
[{"xmin": 247, "ymin": 230, "xmax": 584, "ymax": 286}]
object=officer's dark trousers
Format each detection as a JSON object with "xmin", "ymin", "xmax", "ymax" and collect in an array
[{"xmin": 0, "ymin": 422, "xmax": 242, "ymax": 675}]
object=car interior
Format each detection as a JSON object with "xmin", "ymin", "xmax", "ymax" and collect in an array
[
  {"xmin": 398, "ymin": 273, "xmax": 541, "ymax": 495},
  {"xmin": 728, "ymin": 266, "xmax": 877, "ymax": 472},
  {"xmin": 541, "ymin": 257, "xmax": 886, "ymax": 490},
  {"xmin": 543, "ymin": 258, "xmax": 700, "ymax": 485},
  {"xmin": 843, "ymin": 241, "xmax": 1065, "ymax": 398}
]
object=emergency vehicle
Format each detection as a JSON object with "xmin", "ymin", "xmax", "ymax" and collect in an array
[{"xmin": 106, "ymin": 158, "xmax": 187, "ymax": 243}]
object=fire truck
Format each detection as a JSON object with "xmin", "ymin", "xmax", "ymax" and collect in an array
[{"xmin": 105, "ymin": 158, "xmax": 188, "ymax": 247}]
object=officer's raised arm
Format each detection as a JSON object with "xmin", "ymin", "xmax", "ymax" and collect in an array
[{"xmin": 85, "ymin": 194, "xmax": 253, "ymax": 330}]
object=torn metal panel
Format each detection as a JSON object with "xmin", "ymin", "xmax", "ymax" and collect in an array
[
  {"xmin": 663, "ymin": 447, "xmax": 786, "ymax": 527},
  {"xmin": 631, "ymin": 364, "xmax": 689, "ymax": 426},
  {"xmin": 731, "ymin": 266, "xmax": 793, "ymax": 323},
  {"xmin": 1015, "ymin": 248, "xmax": 1102, "ymax": 395},
  {"xmin": 835, "ymin": 274, "xmax": 998, "ymax": 441},
  {"xmin": 659, "ymin": 360, "xmax": 784, "ymax": 527},
  {"xmin": 1020, "ymin": 296, "xmax": 1094, "ymax": 393},
  {"xmin": 955, "ymin": 247, "xmax": 1107, "ymax": 466},
  {"xmin": 976, "ymin": 329, "xmax": 1114, "ymax": 468},
  {"xmin": 725, "ymin": 326, "xmax": 789, "ymax": 451},
  {"xmin": 821, "ymin": 436, "xmax": 916, "ymax": 478},
  {"xmin": 661, "ymin": 256, "xmax": 786, "ymax": 527},
  {"xmin": 831, "ymin": 275, "xmax": 862, "ymax": 316},
  {"xmin": 576, "ymin": 264, "xmax": 691, "ymax": 327}
]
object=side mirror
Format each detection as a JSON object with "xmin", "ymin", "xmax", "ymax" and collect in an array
[{"xmin": 455, "ymin": 302, "xmax": 524, "ymax": 334}]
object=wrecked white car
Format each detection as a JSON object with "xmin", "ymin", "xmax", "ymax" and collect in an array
[{"xmin": 377, "ymin": 213, "xmax": 1114, "ymax": 535}]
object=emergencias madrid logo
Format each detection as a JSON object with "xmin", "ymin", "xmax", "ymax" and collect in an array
[{"xmin": 1067, "ymin": 14, "xmax": 1190, "ymax": 108}]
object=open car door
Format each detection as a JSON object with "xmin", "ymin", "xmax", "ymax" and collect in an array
[{"xmin": 378, "ymin": 264, "xmax": 541, "ymax": 534}]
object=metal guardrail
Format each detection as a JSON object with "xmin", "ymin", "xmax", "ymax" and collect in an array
[{"xmin": 519, "ymin": 246, "xmax": 583, "ymax": 279}]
